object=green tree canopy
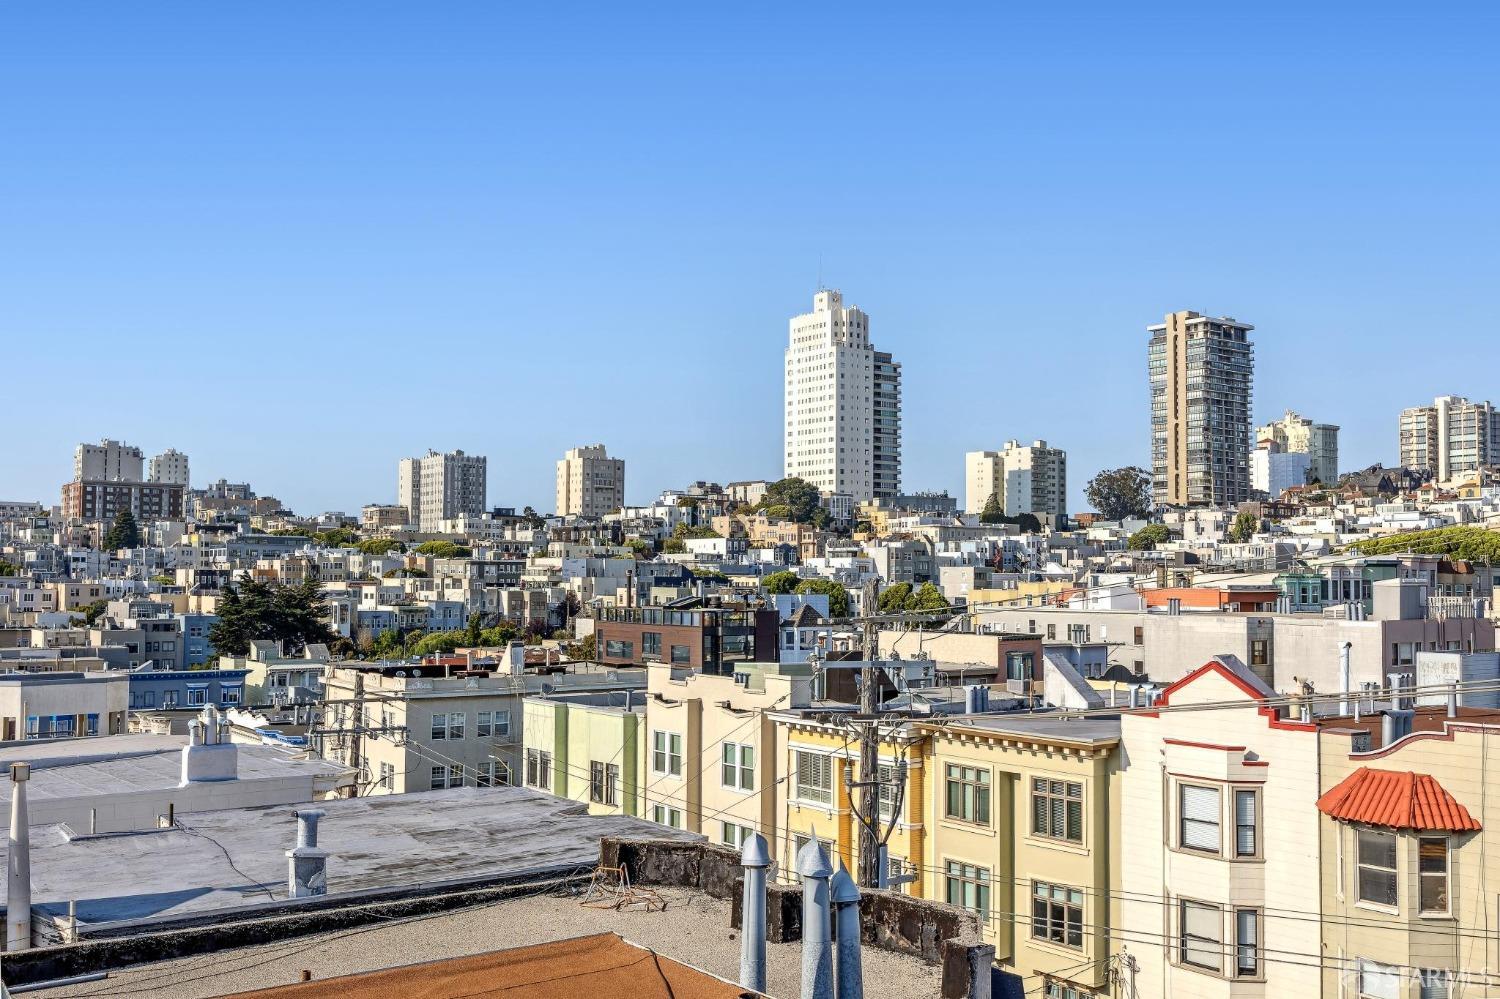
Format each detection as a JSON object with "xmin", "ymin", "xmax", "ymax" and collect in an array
[
  {"xmin": 0, "ymin": 560, "xmax": 19, "ymax": 577},
  {"xmin": 355, "ymin": 538, "xmax": 404, "ymax": 556},
  {"xmin": 876, "ymin": 582, "xmax": 913, "ymax": 613},
  {"xmin": 624, "ymin": 538, "xmax": 653, "ymax": 559},
  {"xmin": 102, "ymin": 509, "xmax": 141, "ymax": 551},
  {"xmin": 757, "ymin": 478, "xmax": 822, "ymax": 524},
  {"xmin": 1127, "ymin": 523, "xmax": 1172, "ymax": 551},
  {"xmin": 1085, "ymin": 466, "xmax": 1152, "ymax": 522},
  {"xmin": 794, "ymin": 578, "xmax": 850, "ymax": 618},
  {"xmin": 979, "ymin": 493, "xmax": 1004, "ymax": 524},
  {"xmin": 672, "ymin": 523, "xmax": 721, "ymax": 540},
  {"xmin": 1352, "ymin": 525, "xmax": 1500, "ymax": 561},
  {"xmin": 78, "ymin": 599, "xmax": 109, "ymax": 626},
  {"xmin": 311, "ymin": 527, "xmax": 361, "ymax": 547},
  {"xmin": 413, "ymin": 540, "xmax": 472, "ymax": 559},
  {"xmin": 208, "ymin": 576, "xmax": 336, "ymax": 657},
  {"xmin": 762, "ymin": 570, "xmax": 800, "ymax": 594},
  {"xmin": 904, "ymin": 581, "xmax": 950, "ymax": 613},
  {"xmin": 1228, "ymin": 511, "xmax": 1259, "ymax": 544}
]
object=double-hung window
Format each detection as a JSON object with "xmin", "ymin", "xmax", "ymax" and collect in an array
[
  {"xmin": 447, "ymin": 712, "xmax": 465, "ymax": 740},
  {"xmin": 1179, "ymin": 784, "xmax": 1221, "ymax": 853},
  {"xmin": 1032, "ymin": 778, "xmax": 1082, "ymax": 841},
  {"xmin": 590, "ymin": 761, "xmax": 608, "ymax": 803},
  {"xmin": 1357, "ymin": 828, "xmax": 1398, "ymax": 908},
  {"xmin": 794, "ymin": 751, "xmax": 833, "ymax": 804},
  {"xmin": 652, "ymin": 731, "xmax": 682, "ymax": 776},
  {"xmin": 1419, "ymin": 836, "xmax": 1449, "ymax": 914},
  {"xmin": 477, "ymin": 711, "xmax": 492, "ymax": 737},
  {"xmin": 1356, "ymin": 959, "xmax": 1400, "ymax": 999},
  {"xmin": 946, "ymin": 765, "xmax": 991, "ymax": 825},
  {"xmin": 1179, "ymin": 899, "xmax": 1222, "ymax": 972},
  {"xmin": 431, "ymin": 713, "xmax": 448, "ymax": 741},
  {"xmin": 722, "ymin": 742, "xmax": 754, "ymax": 791},
  {"xmin": 1031, "ymin": 881, "xmax": 1083, "ymax": 948},
  {"xmin": 945, "ymin": 861, "xmax": 990, "ymax": 922},
  {"xmin": 1235, "ymin": 908, "xmax": 1260, "ymax": 977},
  {"xmin": 1234, "ymin": 789, "xmax": 1259, "ymax": 857}
]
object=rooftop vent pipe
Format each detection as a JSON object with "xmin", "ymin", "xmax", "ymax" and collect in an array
[
  {"xmin": 796, "ymin": 835, "xmax": 834, "ymax": 999},
  {"xmin": 831, "ymin": 860, "xmax": 864, "ymax": 999},
  {"xmin": 7, "ymin": 762, "xmax": 31, "ymax": 952},
  {"xmin": 738, "ymin": 832, "xmax": 771, "ymax": 994},
  {"xmin": 286, "ymin": 808, "xmax": 329, "ymax": 898}
]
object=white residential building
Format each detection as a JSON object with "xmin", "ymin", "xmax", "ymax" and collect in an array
[
  {"xmin": 1256, "ymin": 410, "xmax": 1338, "ymax": 486},
  {"xmin": 1399, "ymin": 395, "xmax": 1500, "ymax": 481},
  {"xmin": 1250, "ymin": 440, "xmax": 1311, "ymax": 498},
  {"xmin": 964, "ymin": 440, "xmax": 1067, "ymax": 517},
  {"xmin": 148, "ymin": 449, "xmax": 190, "ymax": 487},
  {"xmin": 555, "ymin": 444, "xmax": 625, "ymax": 518},
  {"xmin": 783, "ymin": 289, "xmax": 900, "ymax": 503},
  {"xmin": 74, "ymin": 439, "xmax": 144, "ymax": 482},
  {"xmin": 397, "ymin": 450, "xmax": 488, "ymax": 532}
]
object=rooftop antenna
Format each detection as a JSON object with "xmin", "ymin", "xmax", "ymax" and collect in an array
[{"xmin": 817, "ymin": 254, "xmax": 824, "ymax": 291}]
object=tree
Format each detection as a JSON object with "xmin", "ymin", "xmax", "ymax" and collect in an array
[
  {"xmin": 413, "ymin": 540, "xmax": 472, "ymax": 558},
  {"xmin": 763, "ymin": 570, "xmax": 800, "ymax": 594},
  {"xmin": 624, "ymin": 538, "xmax": 653, "ymax": 559},
  {"xmin": 565, "ymin": 632, "xmax": 597, "ymax": 662},
  {"xmin": 0, "ymin": 561, "xmax": 17, "ymax": 577},
  {"xmin": 979, "ymin": 493, "xmax": 1004, "ymax": 524},
  {"xmin": 355, "ymin": 538, "xmax": 404, "ymax": 556},
  {"xmin": 757, "ymin": 478, "xmax": 821, "ymax": 524},
  {"xmin": 661, "ymin": 538, "xmax": 686, "ymax": 554},
  {"xmin": 904, "ymin": 581, "xmax": 949, "ymax": 613},
  {"xmin": 876, "ymin": 582, "xmax": 913, "ymax": 613},
  {"xmin": 673, "ymin": 523, "xmax": 721, "ymax": 541},
  {"xmin": 208, "ymin": 575, "xmax": 336, "ymax": 657},
  {"xmin": 1228, "ymin": 511, "xmax": 1259, "ymax": 544},
  {"xmin": 794, "ymin": 578, "xmax": 849, "ymax": 618},
  {"xmin": 78, "ymin": 599, "xmax": 109, "ymax": 626},
  {"xmin": 479, "ymin": 622, "xmax": 518, "ymax": 646},
  {"xmin": 102, "ymin": 509, "xmax": 141, "ymax": 551},
  {"xmin": 150, "ymin": 574, "xmax": 175, "ymax": 586},
  {"xmin": 311, "ymin": 527, "xmax": 361, "ymax": 547},
  {"xmin": 1127, "ymin": 523, "xmax": 1171, "ymax": 551},
  {"xmin": 520, "ymin": 506, "xmax": 547, "ymax": 529},
  {"xmin": 464, "ymin": 612, "xmax": 483, "ymax": 648},
  {"xmin": 1085, "ymin": 466, "xmax": 1152, "ymax": 522},
  {"xmin": 383, "ymin": 566, "xmax": 429, "ymax": 578}
]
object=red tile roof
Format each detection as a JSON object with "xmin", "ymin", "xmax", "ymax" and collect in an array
[{"xmin": 1316, "ymin": 768, "xmax": 1481, "ymax": 832}]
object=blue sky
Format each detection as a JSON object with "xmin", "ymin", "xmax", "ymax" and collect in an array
[{"xmin": 3, "ymin": 2, "xmax": 1497, "ymax": 515}]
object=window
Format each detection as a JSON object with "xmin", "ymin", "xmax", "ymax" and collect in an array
[
  {"xmin": 795, "ymin": 751, "xmax": 833, "ymax": 804},
  {"xmin": 431, "ymin": 713, "xmax": 448, "ymax": 740},
  {"xmin": 1357, "ymin": 959, "xmax": 1399, "ymax": 999},
  {"xmin": 186, "ymin": 687, "xmax": 208, "ymax": 706},
  {"xmin": 1357, "ymin": 828, "xmax": 1398, "ymax": 907},
  {"xmin": 447, "ymin": 712, "xmax": 465, "ymax": 740},
  {"xmin": 491, "ymin": 710, "xmax": 511, "ymax": 737},
  {"xmin": 642, "ymin": 632, "xmax": 662, "ymax": 657},
  {"xmin": 652, "ymin": 731, "xmax": 682, "ymax": 776},
  {"xmin": 722, "ymin": 742, "xmax": 755, "ymax": 791},
  {"xmin": 431, "ymin": 764, "xmax": 463, "ymax": 789},
  {"xmin": 945, "ymin": 765, "xmax": 991, "ymax": 825},
  {"xmin": 651, "ymin": 804, "xmax": 683, "ymax": 829},
  {"xmin": 1046, "ymin": 624, "xmax": 1056, "ymax": 640},
  {"xmin": 379, "ymin": 761, "xmax": 394, "ymax": 790},
  {"xmin": 477, "ymin": 711, "xmax": 492, "ymax": 737},
  {"xmin": 1179, "ymin": 784, "xmax": 1221, "ymax": 853},
  {"xmin": 605, "ymin": 639, "xmax": 634, "ymax": 660},
  {"xmin": 525, "ymin": 748, "xmax": 552, "ymax": 790},
  {"xmin": 1133, "ymin": 626, "xmax": 1144, "ymax": 646},
  {"xmin": 1250, "ymin": 639, "xmax": 1269, "ymax": 667},
  {"xmin": 1032, "ymin": 778, "xmax": 1083, "ymax": 842},
  {"xmin": 1235, "ymin": 908, "xmax": 1260, "ymax": 977},
  {"xmin": 945, "ymin": 861, "xmax": 990, "ymax": 922},
  {"xmin": 1179, "ymin": 899, "xmax": 1222, "ymax": 972},
  {"xmin": 1234, "ymin": 789, "xmax": 1258, "ymax": 857},
  {"xmin": 670, "ymin": 644, "xmax": 691, "ymax": 664},
  {"xmin": 1031, "ymin": 881, "xmax": 1083, "ymax": 948},
  {"xmin": 604, "ymin": 762, "xmax": 619, "ymax": 804},
  {"xmin": 877, "ymin": 763, "xmax": 899, "ymax": 819},
  {"xmin": 721, "ymin": 821, "xmax": 753, "ymax": 847},
  {"xmin": 221, "ymin": 686, "xmax": 242, "ymax": 705},
  {"xmin": 1418, "ymin": 970, "xmax": 1452, "ymax": 999},
  {"xmin": 85, "ymin": 714, "xmax": 100, "ymax": 736},
  {"xmin": 477, "ymin": 761, "xmax": 511, "ymax": 787},
  {"xmin": 590, "ymin": 761, "xmax": 608, "ymax": 803},
  {"xmin": 1419, "ymin": 836, "xmax": 1449, "ymax": 914}
]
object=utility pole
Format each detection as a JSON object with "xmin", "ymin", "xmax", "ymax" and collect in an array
[
  {"xmin": 344, "ymin": 672, "xmax": 365, "ymax": 798},
  {"xmin": 857, "ymin": 581, "xmax": 879, "ymax": 887}
]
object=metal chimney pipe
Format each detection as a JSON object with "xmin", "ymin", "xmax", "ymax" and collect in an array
[
  {"xmin": 739, "ymin": 833, "xmax": 771, "ymax": 994},
  {"xmin": 1128, "ymin": 685, "xmax": 1139, "ymax": 709},
  {"xmin": 1448, "ymin": 682, "xmax": 1459, "ymax": 719},
  {"xmin": 1339, "ymin": 641, "xmax": 1352, "ymax": 715},
  {"xmin": 831, "ymin": 861, "xmax": 864, "ymax": 999},
  {"xmin": 287, "ymin": 808, "xmax": 329, "ymax": 898},
  {"xmin": 8, "ymin": 762, "xmax": 32, "ymax": 952},
  {"xmin": 796, "ymin": 835, "xmax": 834, "ymax": 999},
  {"xmin": 1381, "ymin": 712, "xmax": 1396, "ymax": 748}
]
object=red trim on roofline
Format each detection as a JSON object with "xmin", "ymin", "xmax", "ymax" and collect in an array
[{"xmin": 1147, "ymin": 660, "xmax": 1316, "ymax": 734}]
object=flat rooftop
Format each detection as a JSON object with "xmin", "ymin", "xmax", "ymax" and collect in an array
[
  {"xmin": 0, "ymin": 733, "xmax": 347, "ymax": 804},
  {"xmin": 31, "ymin": 886, "xmax": 940, "ymax": 999},
  {"xmin": 5, "ymin": 787, "xmax": 700, "ymax": 929},
  {"xmin": 935, "ymin": 713, "xmax": 1122, "ymax": 744}
]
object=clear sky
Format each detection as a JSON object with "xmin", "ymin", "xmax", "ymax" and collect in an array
[{"xmin": 3, "ymin": 2, "xmax": 1497, "ymax": 515}]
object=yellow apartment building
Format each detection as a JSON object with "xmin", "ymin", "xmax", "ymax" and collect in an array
[
  {"xmin": 920, "ymin": 714, "xmax": 1121, "ymax": 999},
  {"xmin": 770, "ymin": 713, "xmax": 928, "ymax": 895}
]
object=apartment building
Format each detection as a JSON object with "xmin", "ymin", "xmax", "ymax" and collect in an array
[
  {"xmin": 318, "ymin": 657, "xmax": 644, "ymax": 794},
  {"xmin": 0, "ymin": 670, "xmax": 129, "ymax": 741},
  {"xmin": 1120, "ymin": 657, "xmax": 1322, "ymax": 999},
  {"xmin": 61, "ymin": 479, "xmax": 185, "ymax": 523},
  {"xmin": 148, "ymin": 449, "xmax": 191, "ymax": 487},
  {"xmin": 593, "ymin": 604, "xmax": 779, "ymax": 675},
  {"xmin": 1149, "ymin": 311, "xmax": 1255, "ymax": 507},
  {"xmin": 1399, "ymin": 395, "xmax": 1500, "ymax": 481},
  {"xmin": 522, "ymin": 689, "xmax": 645, "ymax": 817},
  {"xmin": 1256, "ymin": 410, "xmax": 1338, "ymax": 486},
  {"xmin": 74, "ymin": 439, "xmax": 144, "ymax": 482},
  {"xmin": 641, "ymin": 661, "xmax": 811, "ymax": 840},
  {"xmin": 921, "ymin": 715, "xmax": 1120, "ymax": 999},
  {"xmin": 555, "ymin": 444, "xmax": 625, "ymax": 518},
  {"xmin": 784, "ymin": 289, "xmax": 900, "ymax": 503},
  {"xmin": 1250, "ymin": 439, "xmax": 1311, "ymax": 498},
  {"xmin": 965, "ymin": 440, "xmax": 1068, "ymax": 518},
  {"xmin": 397, "ymin": 449, "xmax": 487, "ymax": 531}
]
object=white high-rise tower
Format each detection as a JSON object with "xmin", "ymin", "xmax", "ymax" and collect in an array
[{"xmin": 783, "ymin": 290, "xmax": 898, "ymax": 502}]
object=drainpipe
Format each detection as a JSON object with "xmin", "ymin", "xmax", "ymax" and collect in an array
[
  {"xmin": 796, "ymin": 835, "xmax": 834, "ymax": 999},
  {"xmin": 1339, "ymin": 641, "xmax": 1352, "ymax": 715},
  {"xmin": 739, "ymin": 832, "xmax": 771, "ymax": 993},
  {"xmin": 831, "ymin": 860, "xmax": 864, "ymax": 999},
  {"xmin": 7, "ymin": 762, "xmax": 32, "ymax": 951},
  {"xmin": 286, "ymin": 808, "xmax": 329, "ymax": 898}
]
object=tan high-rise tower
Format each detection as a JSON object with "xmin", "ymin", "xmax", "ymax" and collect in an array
[{"xmin": 1148, "ymin": 311, "xmax": 1254, "ymax": 507}]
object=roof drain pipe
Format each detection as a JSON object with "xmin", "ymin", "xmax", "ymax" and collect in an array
[
  {"xmin": 796, "ymin": 835, "xmax": 834, "ymax": 999},
  {"xmin": 831, "ymin": 860, "xmax": 864, "ymax": 999},
  {"xmin": 739, "ymin": 832, "xmax": 771, "ymax": 995},
  {"xmin": 7, "ymin": 762, "xmax": 32, "ymax": 952}
]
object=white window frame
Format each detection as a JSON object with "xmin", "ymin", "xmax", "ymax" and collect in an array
[
  {"xmin": 652, "ymin": 730, "xmax": 683, "ymax": 776},
  {"xmin": 722, "ymin": 741, "xmax": 755, "ymax": 791},
  {"xmin": 1356, "ymin": 827, "xmax": 1399, "ymax": 911}
]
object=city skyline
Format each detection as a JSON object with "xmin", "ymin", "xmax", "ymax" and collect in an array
[{"xmin": 4, "ymin": 5, "xmax": 1499, "ymax": 514}]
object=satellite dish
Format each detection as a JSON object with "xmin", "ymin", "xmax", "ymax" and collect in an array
[{"xmin": 394, "ymin": 670, "xmax": 406, "ymax": 677}]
